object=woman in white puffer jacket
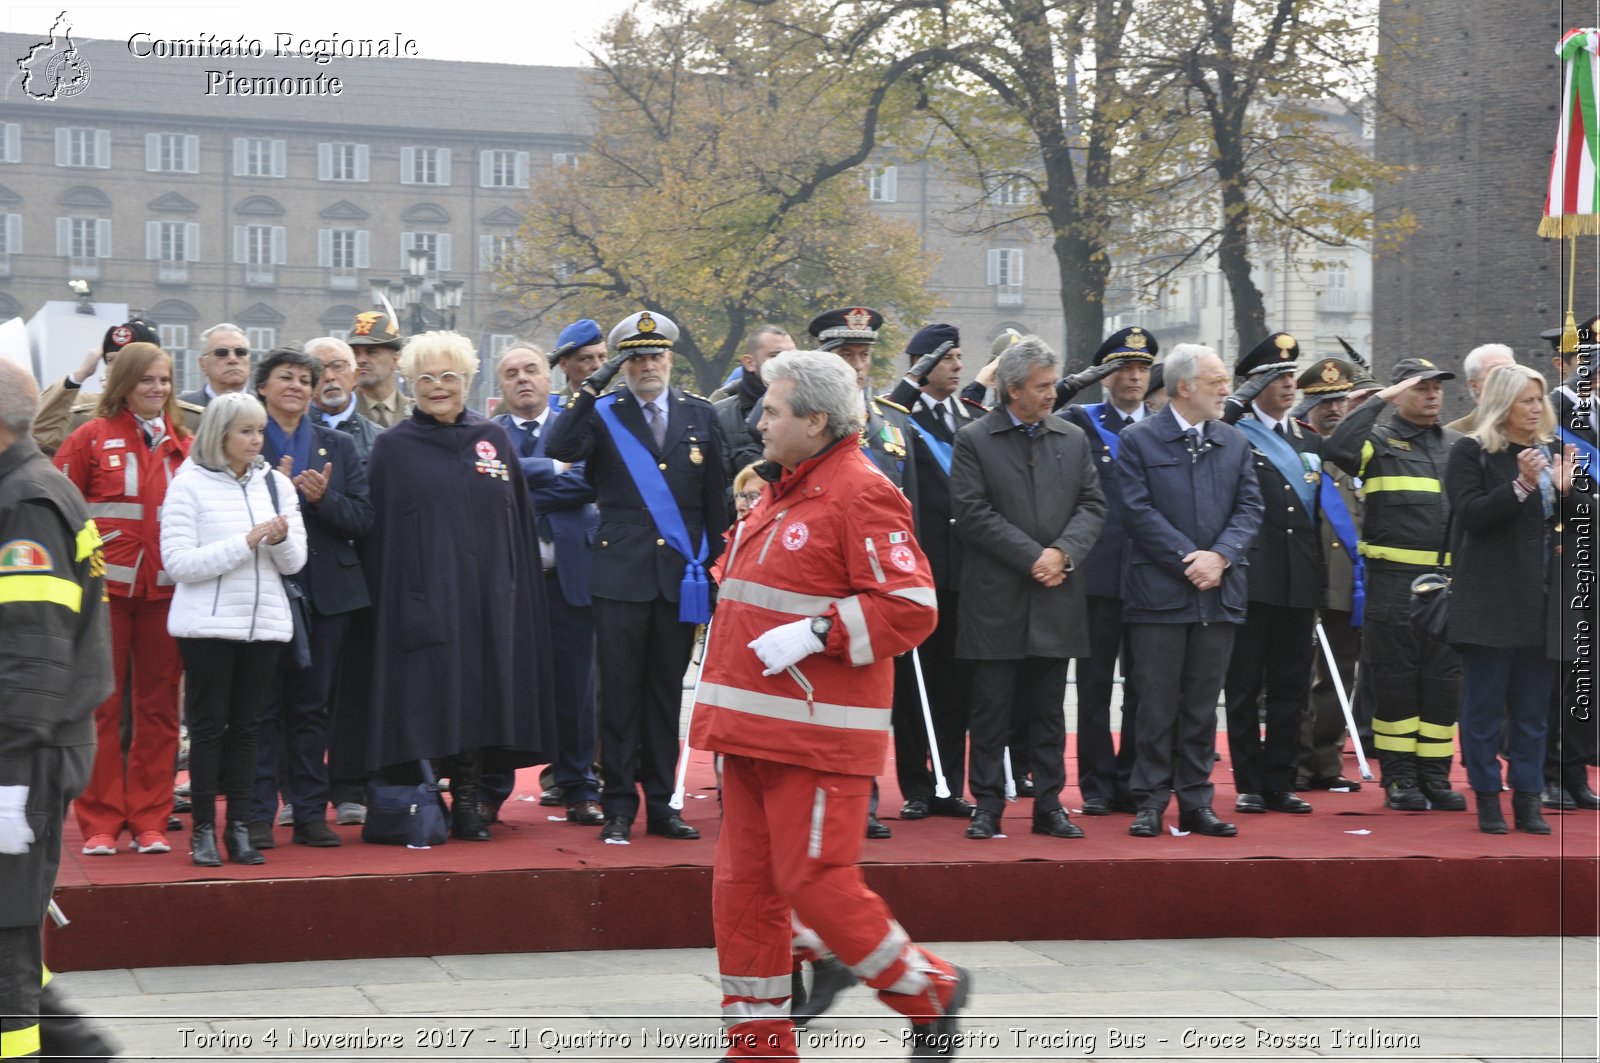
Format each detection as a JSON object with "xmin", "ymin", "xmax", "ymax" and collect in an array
[{"xmin": 161, "ymin": 392, "xmax": 306, "ymax": 867}]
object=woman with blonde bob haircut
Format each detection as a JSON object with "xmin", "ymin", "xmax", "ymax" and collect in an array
[{"xmin": 1445, "ymin": 363, "xmax": 1588, "ymax": 835}]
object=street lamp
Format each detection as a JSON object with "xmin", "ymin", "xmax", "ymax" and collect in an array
[
  {"xmin": 68, "ymin": 278, "xmax": 94, "ymax": 314},
  {"xmin": 378, "ymin": 249, "xmax": 464, "ymax": 334}
]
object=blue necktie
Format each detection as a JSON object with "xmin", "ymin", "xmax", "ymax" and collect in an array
[{"xmin": 520, "ymin": 421, "xmax": 539, "ymax": 458}]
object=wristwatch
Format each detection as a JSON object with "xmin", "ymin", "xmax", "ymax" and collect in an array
[{"xmin": 809, "ymin": 616, "xmax": 833, "ymax": 641}]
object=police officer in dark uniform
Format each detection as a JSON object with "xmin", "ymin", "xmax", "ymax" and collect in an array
[
  {"xmin": 1324, "ymin": 357, "xmax": 1466, "ymax": 812},
  {"xmin": 1054, "ymin": 326, "xmax": 1159, "ymax": 815},
  {"xmin": 545, "ymin": 311, "xmax": 728, "ymax": 843},
  {"xmin": 0, "ymin": 361, "xmax": 118, "ymax": 1060},
  {"xmin": 1218, "ymin": 333, "xmax": 1324, "ymax": 815},
  {"xmin": 881, "ymin": 324, "xmax": 978, "ymax": 820}
]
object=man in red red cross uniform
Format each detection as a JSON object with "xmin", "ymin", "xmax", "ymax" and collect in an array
[{"xmin": 690, "ymin": 350, "xmax": 969, "ymax": 1061}]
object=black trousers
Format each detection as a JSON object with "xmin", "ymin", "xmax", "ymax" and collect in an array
[
  {"xmin": 1546, "ymin": 660, "xmax": 1599, "ymax": 780},
  {"xmin": 1129, "ymin": 622, "xmax": 1235, "ymax": 814},
  {"xmin": 1223, "ymin": 603, "xmax": 1317, "ymax": 794},
  {"xmin": 592, "ymin": 595, "xmax": 696, "ymax": 823},
  {"xmin": 1074, "ymin": 594, "xmax": 1141, "ymax": 803},
  {"xmin": 1362, "ymin": 578, "xmax": 1460, "ymax": 785},
  {"xmin": 967, "ymin": 656, "xmax": 1069, "ymax": 818},
  {"xmin": 891, "ymin": 587, "xmax": 972, "ymax": 803},
  {"xmin": 252, "ymin": 610, "xmax": 353, "ymax": 826},
  {"xmin": 178, "ymin": 638, "xmax": 282, "ymax": 824}
]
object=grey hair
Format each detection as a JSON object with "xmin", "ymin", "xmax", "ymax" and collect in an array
[
  {"xmin": 1164, "ymin": 343, "xmax": 1215, "ymax": 395},
  {"xmin": 0, "ymin": 361, "xmax": 39, "ymax": 434},
  {"xmin": 191, "ymin": 392, "xmax": 267, "ymax": 473},
  {"xmin": 1463, "ymin": 343, "xmax": 1516, "ymax": 383},
  {"xmin": 995, "ymin": 335, "xmax": 1059, "ymax": 405},
  {"xmin": 304, "ymin": 336, "xmax": 354, "ymax": 360},
  {"xmin": 762, "ymin": 349, "xmax": 865, "ymax": 438},
  {"xmin": 200, "ymin": 322, "xmax": 247, "ymax": 349}
]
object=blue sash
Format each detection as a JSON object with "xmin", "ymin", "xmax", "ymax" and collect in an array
[
  {"xmin": 594, "ymin": 395, "xmax": 711, "ymax": 624},
  {"xmin": 903, "ymin": 417, "xmax": 953, "ymax": 476},
  {"xmin": 1319, "ymin": 474, "xmax": 1366, "ymax": 627},
  {"xmin": 1238, "ymin": 418, "xmax": 1319, "ymax": 515},
  {"xmin": 1083, "ymin": 403, "xmax": 1122, "ymax": 460},
  {"xmin": 1558, "ymin": 425, "xmax": 1599, "ymax": 478}
]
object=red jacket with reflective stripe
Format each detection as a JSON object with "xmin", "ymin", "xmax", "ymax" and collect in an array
[
  {"xmin": 690, "ymin": 435, "xmax": 937, "ymax": 777},
  {"xmin": 54, "ymin": 411, "xmax": 190, "ymax": 599}
]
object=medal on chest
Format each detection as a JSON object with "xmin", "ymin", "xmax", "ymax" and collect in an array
[{"xmin": 474, "ymin": 439, "xmax": 510, "ymax": 481}]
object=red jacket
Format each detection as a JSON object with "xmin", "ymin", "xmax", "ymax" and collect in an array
[
  {"xmin": 54, "ymin": 411, "xmax": 190, "ymax": 599},
  {"xmin": 689, "ymin": 435, "xmax": 937, "ymax": 777}
]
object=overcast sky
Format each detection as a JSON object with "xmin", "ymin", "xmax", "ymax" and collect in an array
[{"xmin": 4, "ymin": 1, "xmax": 637, "ymax": 68}]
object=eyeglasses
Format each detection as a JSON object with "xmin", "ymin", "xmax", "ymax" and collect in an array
[
  {"xmin": 414, "ymin": 372, "xmax": 464, "ymax": 386},
  {"xmin": 209, "ymin": 347, "xmax": 250, "ymax": 359},
  {"xmin": 736, "ymin": 490, "xmax": 763, "ymax": 504},
  {"xmin": 322, "ymin": 359, "xmax": 352, "ymax": 373}
]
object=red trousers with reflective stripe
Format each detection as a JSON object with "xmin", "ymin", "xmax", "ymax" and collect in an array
[
  {"xmin": 715, "ymin": 755, "xmax": 948, "ymax": 1060},
  {"xmin": 72, "ymin": 595, "xmax": 182, "ymax": 840}
]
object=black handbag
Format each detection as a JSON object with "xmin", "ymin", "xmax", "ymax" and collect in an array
[
  {"xmin": 263, "ymin": 469, "xmax": 312, "ymax": 669},
  {"xmin": 1408, "ymin": 501, "xmax": 1453, "ymax": 643},
  {"xmin": 362, "ymin": 761, "xmax": 449, "ymax": 847}
]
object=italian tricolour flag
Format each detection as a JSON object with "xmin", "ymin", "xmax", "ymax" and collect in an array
[{"xmin": 1543, "ymin": 27, "xmax": 1600, "ymax": 237}]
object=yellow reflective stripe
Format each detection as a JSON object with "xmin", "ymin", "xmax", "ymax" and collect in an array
[
  {"xmin": 1417, "ymin": 721, "xmax": 1457, "ymax": 739},
  {"xmin": 0, "ymin": 574, "xmax": 83, "ymax": 611},
  {"xmin": 0, "ymin": 1023, "xmax": 41, "ymax": 1057},
  {"xmin": 41, "ymin": 965, "xmax": 52, "ymax": 986},
  {"xmin": 75, "ymin": 521, "xmax": 102, "ymax": 562},
  {"xmin": 1358, "ymin": 440, "xmax": 1374, "ymax": 480},
  {"xmin": 1416, "ymin": 740, "xmax": 1456, "ymax": 757},
  {"xmin": 1373, "ymin": 734, "xmax": 1417, "ymax": 753},
  {"xmin": 1358, "ymin": 542, "xmax": 1451, "ymax": 566},
  {"xmin": 1371, "ymin": 716, "xmax": 1420, "ymax": 735},
  {"xmin": 1363, "ymin": 476, "xmax": 1441, "ymax": 494}
]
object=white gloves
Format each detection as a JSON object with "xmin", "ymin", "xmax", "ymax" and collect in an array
[
  {"xmin": 748, "ymin": 619, "xmax": 825, "ymax": 676},
  {"xmin": 0, "ymin": 785, "xmax": 34, "ymax": 855}
]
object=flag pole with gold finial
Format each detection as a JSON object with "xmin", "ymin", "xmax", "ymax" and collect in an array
[{"xmin": 1540, "ymin": 28, "xmax": 1600, "ymax": 353}]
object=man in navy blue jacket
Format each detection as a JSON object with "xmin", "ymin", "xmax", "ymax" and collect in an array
[
  {"xmin": 490, "ymin": 345, "xmax": 603, "ymax": 825},
  {"xmin": 1117, "ymin": 343, "xmax": 1263, "ymax": 839}
]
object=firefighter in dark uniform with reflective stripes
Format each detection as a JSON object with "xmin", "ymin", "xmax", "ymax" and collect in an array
[
  {"xmin": 1324, "ymin": 357, "xmax": 1466, "ymax": 812},
  {"xmin": 0, "ymin": 362, "xmax": 118, "ymax": 1061}
]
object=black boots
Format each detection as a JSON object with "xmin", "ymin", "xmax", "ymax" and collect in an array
[
  {"xmin": 1564, "ymin": 768, "xmax": 1600, "ymax": 810},
  {"xmin": 1512, "ymin": 792, "xmax": 1552, "ymax": 835},
  {"xmin": 451, "ymin": 779, "xmax": 491, "ymax": 841},
  {"xmin": 223, "ymin": 820, "xmax": 266, "ymax": 864},
  {"xmin": 190, "ymin": 821, "xmax": 222, "ymax": 866},
  {"xmin": 1474, "ymin": 792, "xmax": 1508, "ymax": 835}
]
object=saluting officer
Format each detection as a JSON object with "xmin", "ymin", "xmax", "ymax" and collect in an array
[{"xmin": 544, "ymin": 311, "xmax": 729, "ymax": 843}]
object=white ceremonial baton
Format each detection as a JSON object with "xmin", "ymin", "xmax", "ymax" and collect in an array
[
  {"xmin": 910, "ymin": 648, "xmax": 950, "ymax": 799},
  {"xmin": 1316, "ymin": 620, "xmax": 1374, "ymax": 782}
]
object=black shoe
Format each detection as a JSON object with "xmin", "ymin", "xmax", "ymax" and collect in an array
[
  {"xmin": 1475, "ymin": 792, "xmax": 1508, "ymax": 835},
  {"xmin": 167, "ymin": 815, "xmax": 184, "ymax": 832},
  {"xmin": 172, "ymin": 792, "xmax": 192, "ymax": 814},
  {"xmin": 1543, "ymin": 780, "xmax": 1578, "ymax": 810},
  {"xmin": 1129, "ymin": 809, "xmax": 1161, "ymax": 837},
  {"xmin": 451, "ymin": 794, "xmax": 491, "ymax": 841},
  {"xmin": 965, "ymin": 810, "xmax": 1000, "ymax": 839},
  {"xmin": 223, "ymin": 821, "xmax": 266, "ymax": 865},
  {"xmin": 189, "ymin": 822, "xmax": 221, "ymax": 867},
  {"xmin": 246, "ymin": 819, "xmax": 276, "ymax": 850},
  {"xmin": 1419, "ymin": 780, "xmax": 1467, "ymax": 811},
  {"xmin": 792, "ymin": 956, "xmax": 857, "ymax": 1027},
  {"xmin": 1264, "ymin": 791, "xmax": 1313, "ymax": 814},
  {"xmin": 1015, "ymin": 777, "xmax": 1036, "ymax": 798},
  {"xmin": 1080, "ymin": 797, "xmax": 1114, "ymax": 817},
  {"xmin": 539, "ymin": 784, "xmax": 566, "ymax": 807},
  {"xmin": 866, "ymin": 814, "xmax": 892, "ymax": 839},
  {"xmin": 1032, "ymin": 808, "xmax": 1084, "ymax": 838},
  {"xmin": 599, "ymin": 816, "xmax": 631, "ymax": 842},
  {"xmin": 646, "ymin": 814, "xmax": 699, "ymax": 839},
  {"xmin": 1383, "ymin": 778, "xmax": 1427, "ymax": 811},
  {"xmin": 1178, "ymin": 806, "xmax": 1237, "ymax": 837},
  {"xmin": 566, "ymin": 800, "xmax": 606, "ymax": 825},
  {"xmin": 1513, "ymin": 791, "xmax": 1552, "ymax": 835},
  {"xmin": 1234, "ymin": 792, "xmax": 1266, "ymax": 814},
  {"xmin": 906, "ymin": 964, "xmax": 970, "ymax": 1059},
  {"xmin": 1564, "ymin": 769, "xmax": 1600, "ymax": 810},
  {"xmin": 929, "ymin": 796, "xmax": 976, "ymax": 818},
  {"xmin": 1305, "ymin": 774, "xmax": 1362, "ymax": 791},
  {"xmin": 899, "ymin": 798, "xmax": 931, "ymax": 820},
  {"xmin": 292, "ymin": 820, "xmax": 342, "ymax": 847}
]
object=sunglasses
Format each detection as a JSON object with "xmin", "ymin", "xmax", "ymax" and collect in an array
[{"xmin": 209, "ymin": 347, "xmax": 250, "ymax": 359}]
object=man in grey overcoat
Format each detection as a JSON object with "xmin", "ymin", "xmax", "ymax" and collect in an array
[{"xmin": 951, "ymin": 336, "xmax": 1107, "ymax": 841}]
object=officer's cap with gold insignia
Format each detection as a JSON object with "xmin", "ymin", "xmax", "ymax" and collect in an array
[
  {"xmin": 1092, "ymin": 326, "xmax": 1159, "ymax": 366},
  {"xmin": 103, "ymin": 318, "xmax": 160, "ymax": 355},
  {"xmin": 1295, "ymin": 357, "xmax": 1357, "ymax": 407},
  {"xmin": 1235, "ymin": 332, "xmax": 1300, "ymax": 378},
  {"xmin": 1390, "ymin": 357, "xmax": 1455, "ymax": 384},
  {"xmin": 348, "ymin": 310, "xmax": 405, "ymax": 349},
  {"xmin": 609, "ymin": 310, "xmax": 678, "ymax": 355},
  {"xmin": 808, "ymin": 306, "xmax": 883, "ymax": 351}
]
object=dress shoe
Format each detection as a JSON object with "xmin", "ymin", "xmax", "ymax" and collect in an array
[
  {"xmin": 1080, "ymin": 797, "xmax": 1113, "ymax": 816},
  {"xmin": 1264, "ymin": 791, "xmax": 1313, "ymax": 814},
  {"xmin": 1419, "ymin": 780, "xmax": 1467, "ymax": 811},
  {"xmin": 899, "ymin": 798, "xmax": 931, "ymax": 820},
  {"xmin": 906, "ymin": 964, "xmax": 970, "ymax": 1059},
  {"xmin": 189, "ymin": 822, "xmax": 221, "ymax": 867},
  {"xmin": 865, "ymin": 813, "xmax": 892, "ymax": 839},
  {"xmin": 1564, "ymin": 769, "xmax": 1600, "ymax": 810},
  {"xmin": 929, "ymin": 796, "xmax": 976, "ymax": 818},
  {"xmin": 246, "ymin": 819, "xmax": 276, "ymax": 850},
  {"xmin": 1383, "ymin": 778, "xmax": 1427, "ymax": 811},
  {"xmin": 292, "ymin": 820, "xmax": 342, "ymax": 847},
  {"xmin": 965, "ymin": 810, "xmax": 1000, "ymax": 839},
  {"xmin": 1178, "ymin": 806, "xmax": 1237, "ymax": 837},
  {"xmin": 1542, "ymin": 780, "xmax": 1578, "ymax": 810},
  {"xmin": 791, "ymin": 956, "xmax": 857, "ymax": 1027},
  {"xmin": 223, "ymin": 821, "xmax": 266, "ymax": 865},
  {"xmin": 1031, "ymin": 808, "xmax": 1084, "ymax": 838},
  {"xmin": 1512, "ymin": 791, "xmax": 1552, "ymax": 835},
  {"xmin": 1128, "ymin": 809, "xmax": 1161, "ymax": 837},
  {"xmin": 646, "ymin": 814, "xmax": 700, "ymax": 839},
  {"xmin": 599, "ymin": 816, "xmax": 632, "ymax": 842},
  {"xmin": 1015, "ymin": 777, "xmax": 1036, "ymax": 798},
  {"xmin": 538, "ymin": 783, "xmax": 566, "ymax": 807},
  {"xmin": 567, "ymin": 800, "xmax": 606, "ymax": 825},
  {"xmin": 1234, "ymin": 792, "xmax": 1266, "ymax": 814},
  {"xmin": 1305, "ymin": 774, "xmax": 1362, "ymax": 791}
]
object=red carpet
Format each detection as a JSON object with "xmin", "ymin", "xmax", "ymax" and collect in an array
[{"xmin": 44, "ymin": 746, "xmax": 1600, "ymax": 971}]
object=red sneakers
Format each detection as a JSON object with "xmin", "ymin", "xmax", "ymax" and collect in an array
[
  {"xmin": 81, "ymin": 833, "xmax": 116, "ymax": 856},
  {"xmin": 131, "ymin": 831, "xmax": 171, "ymax": 854}
]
